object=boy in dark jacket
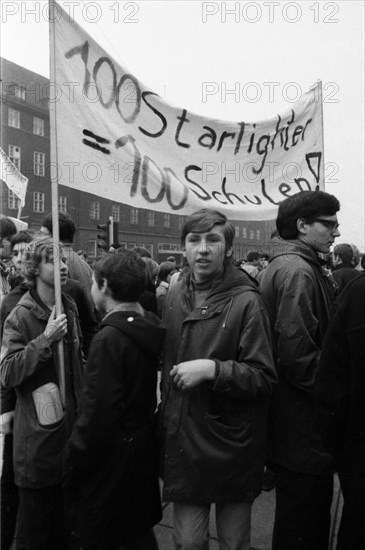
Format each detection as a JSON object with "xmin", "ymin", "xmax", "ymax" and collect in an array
[
  {"xmin": 160, "ymin": 209, "xmax": 276, "ymax": 550},
  {"xmin": 331, "ymin": 242, "xmax": 359, "ymax": 292},
  {"xmin": 260, "ymin": 190, "xmax": 341, "ymax": 550},
  {"xmin": 63, "ymin": 251, "xmax": 165, "ymax": 550},
  {"xmin": 1, "ymin": 232, "xmax": 97, "ymax": 550},
  {"xmin": 316, "ymin": 273, "xmax": 365, "ymax": 550},
  {"xmin": 0, "ymin": 238, "xmax": 84, "ymax": 550}
]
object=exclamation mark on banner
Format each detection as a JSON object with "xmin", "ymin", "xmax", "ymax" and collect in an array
[{"xmin": 305, "ymin": 152, "xmax": 322, "ymax": 184}]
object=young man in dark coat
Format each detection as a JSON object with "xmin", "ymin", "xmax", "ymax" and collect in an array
[
  {"xmin": 315, "ymin": 272, "xmax": 365, "ymax": 550},
  {"xmin": 160, "ymin": 209, "xmax": 276, "ymax": 550},
  {"xmin": 260, "ymin": 190, "xmax": 341, "ymax": 550},
  {"xmin": 1, "ymin": 232, "xmax": 97, "ymax": 550},
  {"xmin": 63, "ymin": 251, "xmax": 165, "ymax": 550},
  {"xmin": 0, "ymin": 230, "xmax": 32, "ymax": 550},
  {"xmin": 331, "ymin": 242, "xmax": 359, "ymax": 292},
  {"xmin": 0, "ymin": 238, "xmax": 84, "ymax": 550}
]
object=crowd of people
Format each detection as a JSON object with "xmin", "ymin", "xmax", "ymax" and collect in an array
[{"xmin": 0, "ymin": 190, "xmax": 364, "ymax": 550}]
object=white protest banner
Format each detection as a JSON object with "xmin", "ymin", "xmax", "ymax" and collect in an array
[
  {"xmin": 0, "ymin": 147, "xmax": 28, "ymax": 207},
  {"xmin": 52, "ymin": 3, "xmax": 324, "ymax": 221}
]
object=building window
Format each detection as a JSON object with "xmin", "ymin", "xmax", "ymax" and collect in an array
[
  {"xmin": 250, "ymin": 230, "xmax": 255, "ymax": 240},
  {"xmin": 34, "ymin": 152, "xmax": 45, "ymax": 177},
  {"xmin": 112, "ymin": 205, "xmax": 120, "ymax": 222},
  {"xmin": 147, "ymin": 211, "xmax": 155, "ymax": 227},
  {"xmin": 178, "ymin": 216, "xmax": 184, "ymax": 231},
  {"xmin": 242, "ymin": 227, "xmax": 247, "ymax": 239},
  {"xmin": 163, "ymin": 213, "xmax": 170, "ymax": 228},
  {"xmin": 59, "ymin": 196, "xmax": 67, "ymax": 213},
  {"xmin": 8, "ymin": 145, "xmax": 21, "ymax": 170},
  {"xmin": 90, "ymin": 201, "xmax": 100, "ymax": 220},
  {"xmin": 15, "ymin": 85, "xmax": 26, "ymax": 101},
  {"xmin": 8, "ymin": 190, "xmax": 20, "ymax": 210},
  {"xmin": 33, "ymin": 192, "xmax": 45, "ymax": 213},
  {"xmin": 87, "ymin": 240, "xmax": 97, "ymax": 258},
  {"xmin": 8, "ymin": 108, "xmax": 20, "ymax": 128},
  {"xmin": 33, "ymin": 117, "xmax": 44, "ymax": 136},
  {"xmin": 235, "ymin": 226, "xmax": 240, "ymax": 238},
  {"xmin": 131, "ymin": 208, "xmax": 139, "ymax": 225},
  {"xmin": 256, "ymin": 229, "xmax": 260, "ymax": 240}
]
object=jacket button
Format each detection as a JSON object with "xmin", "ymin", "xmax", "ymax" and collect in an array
[{"xmin": 201, "ymin": 310, "xmax": 207, "ymax": 315}]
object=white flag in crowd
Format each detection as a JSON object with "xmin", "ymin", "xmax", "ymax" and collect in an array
[{"xmin": 0, "ymin": 147, "xmax": 28, "ymax": 207}]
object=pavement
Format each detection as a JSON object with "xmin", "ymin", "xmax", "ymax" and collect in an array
[
  {"xmin": 155, "ymin": 477, "xmax": 343, "ymax": 550},
  {"xmin": 0, "ymin": 435, "xmax": 343, "ymax": 549}
]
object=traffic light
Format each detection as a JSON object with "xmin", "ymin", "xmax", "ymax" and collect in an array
[
  {"xmin": 110, "ymin": 219, "xmax": 120, "ymax": 249},
  {"xmin": 97, "ymin": 217, "xmax": 120, "ymax": 251},
  {"xmin": 97, "ymin": 217, "xmax": 113, "ymax": 251}
]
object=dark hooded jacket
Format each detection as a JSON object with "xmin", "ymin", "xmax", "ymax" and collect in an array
[
  {"xmin": 160, "ymin": 264, "xmax": 276, "ymax": 504},
  {"xmin": 260, "ymin": 238, "xmax": 337, "ymax": 474},
  {"xmin": 315, "ymin": 273, "xmax": 365, "ymax": 548},
  {"xmin": 331, "ymin": 262, "xmax": 359, "ymax": 293},
  {"xmin": 63, "ymin": 309, "xmax": 165, "ymax": 550}
]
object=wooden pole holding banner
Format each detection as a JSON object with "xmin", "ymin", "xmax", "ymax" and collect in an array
[
  {"xmin": 317, "ymin": 78, "xmax": 343, "ymax": 549},
  {"xmin": 318, "ymin": 78, "xmax": 343, "ymax": 549},
  {"xmin": 318, "ymin": 79, "xmax": 325, "ymax": 190},
  {"xmin": 49, "ymin": 0, "xmax": 66, "ymax": 407}
]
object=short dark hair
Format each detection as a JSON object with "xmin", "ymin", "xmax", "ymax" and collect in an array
[
  {"xmin": 0, "ymin": 217, "xmax": 17, "ymax": 240},
  {"xmin": 132, "ymin": 246, "xmax": 151, "ymax": 259},
  {"xmin": 93, "ymin": 250, "xmax": 146, "ymax": 302},
  {"xmin": 259, "ymin": 253, "xmax": 270, "ymax": 261},
  {"xmin": 350, "ymin": 244, "xmax": 360, "ymax": 267},
  {"xmin": 143, "ymin": 257, "xmax": 159, "ymax": 284},
  {"xmin": 158, "ymin": 261, "xmax": 176, "ymax": 283},
  {"xmin": 41, "ymin": 212, "xmax": 76, "ymax": 243},
  {"xmin": 181, "ymin": 209, "xmax": 235, "ymax": 251},
  {"xmin": 10, "ymin": 231, "xmax": 33, "ymax": 251},
  {"xmin": 276, "ymin": 191, "xmax": 340, "ymax": 240},
  {"xmin": 334, "ymin": 243, "xmax": 353, "ymax": 264},
  {"xmin": 247, "ymin": 251, "xmax": 260, "ymax": 262}
]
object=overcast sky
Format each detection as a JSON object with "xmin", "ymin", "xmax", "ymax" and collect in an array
[{"xmin": 1, "ymin": 0, "xmax": 364, "ymax": 250}]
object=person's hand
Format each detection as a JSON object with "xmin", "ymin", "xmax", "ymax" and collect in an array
[
  {"xmin": 170, "ymin": 359, "xmax": 215, "ymax": 390},
  {"xmin": 44, "ymin": 306, "xmax": 67, "ymax": 344},
  {"xmin": 0, "ymin": 411, "xmax": 14, "ymax": 435}
]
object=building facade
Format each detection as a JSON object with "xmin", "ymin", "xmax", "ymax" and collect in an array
[{"xmin": 1, "ymin": 58, "xmax": 275, "ymax": 262}]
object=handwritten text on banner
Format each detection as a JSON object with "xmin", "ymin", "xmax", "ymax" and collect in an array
[{"xmin": 54, "ymin": 4, "xmax": 323, "ymax": 220}]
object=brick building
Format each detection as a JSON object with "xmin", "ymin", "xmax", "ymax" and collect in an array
[{"xmin": 1, "ymin": 58, "xmax": 275, "ymax": 262}]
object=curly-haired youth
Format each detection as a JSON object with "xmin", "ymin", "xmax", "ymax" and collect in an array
[{"xmin": 24, "ymin": 237, "xmax": 65, "ymax": 287}]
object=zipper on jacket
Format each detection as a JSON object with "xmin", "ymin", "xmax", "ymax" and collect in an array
[{"xmin": 222, "ymin": 297, "xmax": 233, "ymax": 328}]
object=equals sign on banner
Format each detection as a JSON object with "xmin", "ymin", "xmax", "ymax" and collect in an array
[{"xmin": 82, "ymin": 129, "xmax": 111, "ymax": 154}]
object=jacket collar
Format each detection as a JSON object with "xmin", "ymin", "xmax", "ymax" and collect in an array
[
  {"xmin": 270, "ymin": 237, "xmax": 322, "ymax": 267},
  {"xmin": 332, "ymin": 262, "xmax": 354, "ymax": 271},
  {"xmin": 180, "ymin": 263, "xmax": 258, "ymax": 310},
  {"xmin": 16, "ymin": 289, "xmax": 77, "ymax": 321}
]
